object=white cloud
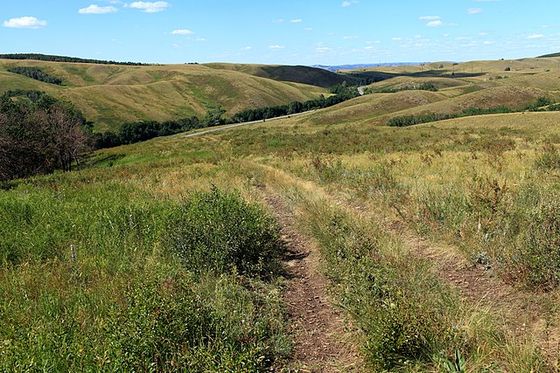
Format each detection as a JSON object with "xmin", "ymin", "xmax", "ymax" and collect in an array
[
  {"xmin": 419, "ymin": 16, "xmax": 443, "ymax": 27},
  {"xmin": 468, "ymin": 8, "xmax": 482, "ymax": 14},
  {"xmin": 79, "ymin": 4, "xmax": 118, "ymax": 14},
  {"xmin": 3, "ymin": 16, "xmax": 47, "ymax": 29},
  {"xmin": 483, "ymin": 40, "xmax": 495, "ymax": 45},
  {"xmin": 527, "ymin": 33, "xmax": 544, "ymax": 39},
  {"xmin": 419, "ymin": 15, "xmax": 440, "ymax": 21},
  {"xmin": 269, "ymin": 45, "xmax": 285, "ymax": 49},
  {"xmin": 342, "ymin": 1, "xmax": 357, "ymax": 7},
  {"xmin": 241, "ymin": 46, "xmax": 252, "ymax": 51},
  {"xmin": 171, "ymin": 29, "xmax": 193, "ymax": 35},
  {"xmin": 290, "ymin": 18, "xmax": 302, "ymax": 23},
  {"xmin": 127, "ymin": 1, "xmax": 168, "ymax": 13},
  {"xmin": 316, "ymin": 47, "xmax": 332, "ymax": 53},
  {"xmin": 427, "ymin": 20, "xmax": 442, "ymax": 27}
]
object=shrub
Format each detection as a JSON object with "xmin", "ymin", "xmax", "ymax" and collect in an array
[{"xmin": 168, "ymin": 188, "xmax": 282, "ymax": 278}]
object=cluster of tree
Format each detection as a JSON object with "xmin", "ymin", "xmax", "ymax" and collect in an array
[
  {"xmin": 230, "ymin": 84, "xmax": 359, "ymax": 123},
  {"xmin": 0, "ymin": 91, "xmax": 91, "ymax": 181},
  {"xmin": 7, "ymin": 66, "xmax": 64, "ymax": 85},
  {"xmin": 0, "ymin": 54, "xmax": 147, "ymax": 66},
  {"xmin": 94, "ymin": 117, "xmax": 203, "ymax": 148},
  {"xmin": 388, "ymin": 106, "xmax": 513, "ymax": 127},
  {"xmin": 388, "ymin": 97, "xmax": 557, "ymax": 127}
]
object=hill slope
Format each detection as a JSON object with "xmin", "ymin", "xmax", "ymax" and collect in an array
[
  {"xmin": 205, "ymin": 63, "xmax": 358, "ymax": 88},
  {"xmin": 0, "ymin": 59, "xmax": 326, "ymax": 131}
]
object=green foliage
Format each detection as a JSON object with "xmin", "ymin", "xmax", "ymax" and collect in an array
[
  {"xmin": 525, "ymin": 97, "xmax": 554, "ymax": 111},
  {"xmin": 203, "ymin": 105, "xmax": 227, "ymax": 126},
  {"xmin": 7, "ymin": 66, "xmax": 63, "ymax": 85},
  {"xmin": 0, "ymin": 182, "xmax": 289, "ymax": 371},
  {"xmin": 0, "ymin": 91, "xmax": 91, "ymax": 180},
  {"xmin": 168, "ymin": 188, "xmax": 282, "ymax": 278},
  {"xmin": 367, "ymin": 82, "xmax": 439, "ymax": 94},
  {"xmin": 388, "ymin": 106, "xmax": 514, "ymax": 127},
  {"xmin": 95, "ymin": 116, "xmax": 202, "ymax": 148},
  {"xmin": 0, "ymin": 53, "xmax": 147, "ymax": 66},
  {"xmin": 230, "ymin": 87, "xmax": 360, "ymax": 124}
]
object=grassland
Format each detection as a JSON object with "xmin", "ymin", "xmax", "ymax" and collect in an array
[
  {"xmin": 4, "ymin": 57, "xmax": 560, "ymax": 371},
  {"xmin": 0, "ymin": 59, "xmax": 327, "ymax": 131}
]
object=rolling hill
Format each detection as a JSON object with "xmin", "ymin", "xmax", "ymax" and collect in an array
[
  {"xmin": 0, "ymin": 59, "xmax": 327, "ymax": 131},
  {"xmin": 204, "ymin": 63, "xmax": 358, "ymax": 88}
]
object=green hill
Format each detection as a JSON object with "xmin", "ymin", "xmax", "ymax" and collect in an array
[
  {"xmin": 0, "ymin": 59, "xmax": 327, "ymax": 131},
  {"xmin": 205, "ymin": 63, "xmax": 359, "ymax": 88}
]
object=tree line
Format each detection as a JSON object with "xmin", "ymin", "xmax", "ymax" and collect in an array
[
  {"xmin": 0, "ymin": 54, "xmax": 147, "ymax": 66},
  {"xmin": 7, "ymin": 66, "xmax": 64, "ymax": 85},
  {"xmin": 387, "ymin": 97, "xmax": 555, "ymax": 127},
  {"xmin": 0, "ymin": 91, "xmax": 91, "ymax": 182},
  {"xmin": 95, "ymin": 84, "xmax": 361, "ymax": 149},
  {"xmin": 1, "ymin": 84, "xmax": 362, "ymax": 181},
  {"xmin": 230, "ymin": 84, "xmax": 359, "ymax": 123}
]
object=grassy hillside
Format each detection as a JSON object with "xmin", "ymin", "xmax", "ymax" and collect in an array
[
  {"xmin": 5, "ymin": 56, "xmax": 560, "ymax": 371},
  {"xmin": 0, "ymin": 59, "xmax": 326, "ymax": 131},
  {"xmin": 205, "ymin": 63, "xmax": 358, "ymax": 88}
]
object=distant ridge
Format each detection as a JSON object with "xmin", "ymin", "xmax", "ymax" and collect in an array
[
  {"xmin": 538, "ymin": 52, "xmax": 560, "ymax": 58},
  {"xmin": 313, "ymin": 62, "xmax": 423, "ymax": 72},
  {"xmin": 0, "ymin": 53, "xmax": 148, "ymax": 66}
]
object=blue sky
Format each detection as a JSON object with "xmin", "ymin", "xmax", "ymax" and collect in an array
[{"xmin": 1, "ymin": 0, "xmax": 559, "ymax": 65}]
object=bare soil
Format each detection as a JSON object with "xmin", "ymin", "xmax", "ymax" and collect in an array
[{"xmin": 263, "ymin": 192, "xmax": 363, "ymax": 372}]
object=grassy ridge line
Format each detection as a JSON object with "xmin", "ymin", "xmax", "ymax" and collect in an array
[{"xmin": 0, "ymin": 60, "xmax": 327, "ymax": 131}]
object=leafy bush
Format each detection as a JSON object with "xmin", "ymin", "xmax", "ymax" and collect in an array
[
  {"xmin": 0, "ymin": 91, "xmax": 91, "ymax": 181},
  {"xmin": 168, "ymin": 188, "xmax": 282, "ymax": 278}
]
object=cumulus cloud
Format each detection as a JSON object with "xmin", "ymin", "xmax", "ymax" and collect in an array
[
  {"xmin": 467, "ymin": 8, "xmax": 482, "ymax": 14},
  {"xmin": 269, "ymin": 45, "xmax": 285, "ymax": 49},
  {"xmin": 3, "ymin": 16, "xmax": 47, "ymax": 29},
  {"xmin": 79, "ymin": 4, "xmax": 118, "ymax": 14},
  {"xmin": 290, "ymin": 18, "xmax": 302, "ymax": 23},
  {"xmin": 527, "ymin": 34, "xmax": 544, "ymax": 39},
  {"xmin": 127, "ymin": 1, "xmax": 169, "ymax": 13},
  {"xmin": 171, "ymin": 29, "xmax": 193, "ymax": 35}
]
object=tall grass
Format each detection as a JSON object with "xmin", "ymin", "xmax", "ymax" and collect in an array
[{"xmin": 0, "ymin": 183, "xmax": 289, "ymax": 371}]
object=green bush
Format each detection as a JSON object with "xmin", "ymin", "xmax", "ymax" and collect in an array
[{"xmin": 168, "ymin": 188, "xmax": 282, "ymax": 278}]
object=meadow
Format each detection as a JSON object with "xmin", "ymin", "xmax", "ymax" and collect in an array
[{"xmin": 3, "ymin": 56, "xmax": 560, "ymax": 371}]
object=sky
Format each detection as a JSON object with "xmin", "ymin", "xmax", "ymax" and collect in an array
[{"xmin": 2, "ymin": 0, "xmax": 560, "ymax": 65}]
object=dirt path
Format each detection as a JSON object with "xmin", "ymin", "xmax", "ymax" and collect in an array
[
  {"xmin": 263, "ymin": 192, "xmax": 363, "ymax": 372},
  {"xmin": 253, "ymin": 164, "xmax": 560, "ymax": 368},
  {"xmin": 397, "ymin": 224, "xmax": 560, "ymax": 366}
]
